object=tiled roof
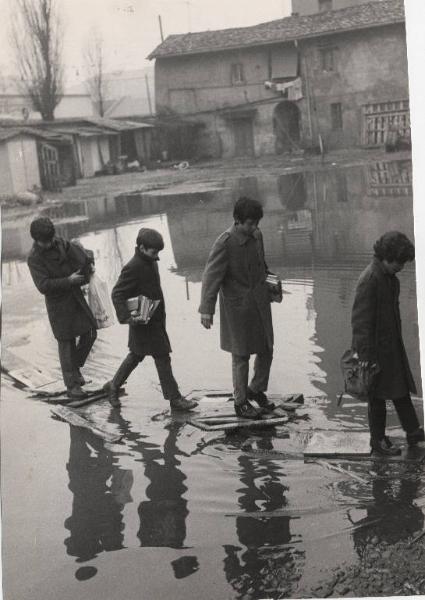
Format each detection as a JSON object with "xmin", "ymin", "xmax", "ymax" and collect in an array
[{"xmin": 148, "ymin": 0, "xmax": 404, "ymax": 59}]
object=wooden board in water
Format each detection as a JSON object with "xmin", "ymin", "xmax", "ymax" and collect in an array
[
  {"xmin": 51, "ymin": 406, "xmax": 123, "ymax": 443},
  {"xmin": 304, "ymin": 431, "xmax": 371, "ymax": 457},
  {"xmin": 187, "ymin": 415, "xmax": 289, "ymax": 432}
]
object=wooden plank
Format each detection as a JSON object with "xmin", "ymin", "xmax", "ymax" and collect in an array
[
  {"xmin": 51, "ymin": 406, "xmax": 123, "ymax": 443},
  {"xmin": 187, "ymin": 416, "xmax": 289, "ymax": 432},
  {"xmin": 67, "ymin": 388, "xmax": 126, "ymax": 408},
  {"xmin": 7, "ymin": 367, "xmax": 60, "ymax": 389},
  {"xmin": 304, "ymin": 431, "xmax": 371, "ymax": 457}
]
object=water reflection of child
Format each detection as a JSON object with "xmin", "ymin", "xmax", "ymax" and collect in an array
[
  {"xmin": 351, "ymin": 231, "xmax": 424, "ymax": 455},
  {"xmin": 103, "ymin": 228, "xmax": 197, "ymax": 412}
]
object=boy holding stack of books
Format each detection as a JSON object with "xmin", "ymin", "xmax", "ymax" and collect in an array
[{"xmin": 104, "ymin": 228, "xmax": 197, "ymax": 411}]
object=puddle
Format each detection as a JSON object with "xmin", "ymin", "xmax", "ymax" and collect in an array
[{"xmin": 1, "ymin": 158, "xmax": 424, "ymax": 600}]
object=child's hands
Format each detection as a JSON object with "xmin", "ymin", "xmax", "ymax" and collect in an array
[{"xmin": 201, "ymin": 314, "xmax": 213, "ymax": 329}]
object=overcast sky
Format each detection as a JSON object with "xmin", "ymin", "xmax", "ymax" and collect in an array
[{"xmin": 1, "ymin": 0, "xmax": 292, "ymax": 86}]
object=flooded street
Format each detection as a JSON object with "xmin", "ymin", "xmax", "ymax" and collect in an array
[{"xmin": 2, "ymin": 158, "xmax": 424, "ymax": 599}]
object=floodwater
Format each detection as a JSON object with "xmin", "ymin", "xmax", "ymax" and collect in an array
[{"xmin": 1, "ymin": 158, "xmax": 424, "ymax": 600}]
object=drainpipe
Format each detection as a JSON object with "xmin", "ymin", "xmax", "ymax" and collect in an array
[{"xmin": 301, "ymin": 48, "xmax": 314, "ymax": 140}]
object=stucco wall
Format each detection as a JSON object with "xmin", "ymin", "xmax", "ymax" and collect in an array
[
  {"xmin": 7, "ymin": 136, "xmax": 41, "ymax": 194},
  {"xmin": 155, "ymin": 44, "xmax": 288, "ymax": 113},
  {"xmin": 299, "ymin": 24, "xmax": 409, "ymax": 149},
  {"xmin": 292, "ymin": 0, "xmax": 378, "ymax": 15},
  {"xmin": 0, "ymin": 142, "xmax": 13, "ymax": 194}
]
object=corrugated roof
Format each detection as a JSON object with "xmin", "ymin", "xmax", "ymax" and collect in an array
[
  {"xmin": 33, "ymin": 116, "xmax": 153, "ymax": 132},
  {"xmin": 79, "ymin": 116, "xmax": 152, "ymax": 131},
  {"xmin": 148, "ymin": 0, "xmax": 404, "ymax": 59},
  {"xmin": 0, "ymin": 126, "xmax": 70, "ymax": 143}
]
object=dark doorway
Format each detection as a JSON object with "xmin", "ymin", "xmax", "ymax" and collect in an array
[
  {"xmin": 232, "ymin": 118, "xmax": 255, "ymax": 157},
  {"xmin": 273, "ymin": 102, "xmax": 301, "ymax": 154}
]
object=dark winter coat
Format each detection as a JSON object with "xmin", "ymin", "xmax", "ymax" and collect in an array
[
  {"xmin": 199, "ymin": 225, "xmax": 273, "ymax": 356},
  {"xmin": 111, "ymin": 248, "xmax": 171, "ymax": 357},
  {"xmin": 351, "ymin": 257, "xmax": 416, "ymax": 399},
  {"xmin": 27, "ymin": 238, "xmax": 96, "ymax": 341}
]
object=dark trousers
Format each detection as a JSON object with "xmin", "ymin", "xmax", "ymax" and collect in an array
[
  {"xmin": 232, "ymin": 349, "xmax": 273, "ymax": 405},
  {"xmin": 112, "ymin": 351, "xmax": 181, "ymax": 401},
  {"xmin": 58, "ymin": 328, "xmax": 97, "ymax": 389},
  {"xmin": 368, "ymin": 395, "xmax": 420, "ymax": 443}
]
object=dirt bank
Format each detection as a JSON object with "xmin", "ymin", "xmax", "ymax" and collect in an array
[{"xmin": 303, "ymin": 534, "xmax": 425, "ymax": 597}]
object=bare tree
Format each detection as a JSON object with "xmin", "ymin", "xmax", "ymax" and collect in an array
[
  {"xmin": 11, "ymin": 0, "xmax": 64, "ymax": 121},
  {"xmin": 84, "ymin": 30, "xmax": 109, "ymax": 117}
]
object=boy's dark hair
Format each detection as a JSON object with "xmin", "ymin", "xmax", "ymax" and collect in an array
[
  {"xmin": 30, "ymin": 217, "xmax": 55, "ymax": 242},
  {"xmin": 373, "ymin": 231, "xmax": 415, "ymax": 263},
  {"xmin": 233, "ymin": 196, "xmax": 263, "ymax": 223},
  {"xmin": 136, "ymin": 228, "xmax": 164, "ymax": 251}
]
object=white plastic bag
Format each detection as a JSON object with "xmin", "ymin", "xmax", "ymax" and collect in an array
[{"xmin": 88, "ymin": 273, "xmax": 115, "ymax": 329}]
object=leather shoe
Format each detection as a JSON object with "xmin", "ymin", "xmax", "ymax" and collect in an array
[
  {"xmin": 67, "ymin": 386, "xmax": 88, "ymax": 400},
  {"xmin": 371, "ymin": 439, "xmax": 401, "ymax": 456},
  {"xmin": 247, "ymin": 387, "xmax": 275, "ymax": 410},
  {"xmin": 170, "ymin": 396, "xmax": 198, "ymax": 411},
  {"xmin": 406, "ymin": 427, "xmax": 425, "ymax": 447},
  {"xmin": 103, "ymin": 381, "xmax": 121, "ymax": 408},
  {"xmin": 234, "ymin": 401, "xmax": 262, "ymax": 420}
]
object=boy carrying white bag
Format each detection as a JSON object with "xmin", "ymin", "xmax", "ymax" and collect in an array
[{"xmin": 88, "ymin": 273, "xmax": 115, "ymax": 329}]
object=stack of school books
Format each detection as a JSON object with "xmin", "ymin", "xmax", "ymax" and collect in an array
[
  {"xmin": 266, "ymin": 273, "xmax": 280, "ymax": 288},
  {"xmin": 126, "ymin": 295, "xmax": 160, "ymax": 324},
  {"xmin": 266, "ymin": 272, "xmax": 283, "ymax": 303}
]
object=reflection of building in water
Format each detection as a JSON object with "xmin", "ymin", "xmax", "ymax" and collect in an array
[
  {"xmin": 167, "ymin": 175, "xmax": 289, "ymax": 281},
  {"xmin": 64, "ymin": 427, "xmax": 131, "ymax": 563},
  {"xmin": 311, "ymin": 264, "xmax": 422, "ymax": 398},
  {"xmin": 223, "ymin": 446, "xmax": 304, "ymax": 599},
  {"xmin": 306, "ymin": 161, "xmax": 415, "ymax": 263},
  {"xmin": 2, "ymin": 210, "xmax": 89, "ymax": 261},
  {"xmin": 367, "ymin": 160, "xmax": 412, "ymax": 197},
  {"xmin": 307, "ymin": 159, "xmax": 421, "ymax": 396},
  {"xmin": 167, "ymin": 160, "xmax": 418, "ymax": 281}
]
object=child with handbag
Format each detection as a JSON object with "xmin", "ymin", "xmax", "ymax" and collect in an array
[{"xmin": 351, "ymin": 231, "xmax": 424, "ymax": 456}]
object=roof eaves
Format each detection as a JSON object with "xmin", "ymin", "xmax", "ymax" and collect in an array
[
  {"xmin": 151, "ymin": 18, "xmax": 405, "ymax": 58},
  {"xmin": 147, "ymin": 1, "xmax": 405, "ymax": 59}
]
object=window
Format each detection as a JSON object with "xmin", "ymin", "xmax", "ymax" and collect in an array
[
  {"xmin": 319, "ymin": 47, "xmax": 336, "ymax": 71},
  {"xmin": 319, "ymin": 0, "xmax": 333, "ymax": 12},
  {"xmin": 231, "ymin": 63, "xmax": 245, "ymax": 85},
  {"xmin": 331, "ymin": 103, "xmax": 343, "ymax": 130}
]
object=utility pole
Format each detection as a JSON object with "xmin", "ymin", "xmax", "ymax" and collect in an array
[
  {"xmin": 145, "ymin": 74, "xmax": 153, "ymax": 115},
  {"xmin": 185, "ymin": 0, "xmax": 192, "ymax": 32},
  {"xmin": 158, "ymin": 15, "xmax": 164, "ymax": 42}
]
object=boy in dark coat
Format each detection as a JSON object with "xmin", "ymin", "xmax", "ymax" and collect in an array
[
  {"xmin": 199, "ymin": 197, "xmax": 275, "ymax": 419},
  {"xmin": 104, "ymin": 228, "xmax": 197, "ymax": 411},
  {"xmin": 351, "ymin": 231, "xmax": 424, "ymax": 456},
  {"xmin": 27, "ymin": 217, "xmax": 97, "ymax": 399}
]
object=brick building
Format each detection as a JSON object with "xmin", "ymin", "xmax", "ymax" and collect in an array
[{"xmin": 148, "ymin": 0, "xmax": 409, "ymax": 158}]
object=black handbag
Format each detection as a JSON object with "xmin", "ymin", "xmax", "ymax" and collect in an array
[{"xmin": 339, "ymin": 349, "xmax": 380, "ymax": 402}]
